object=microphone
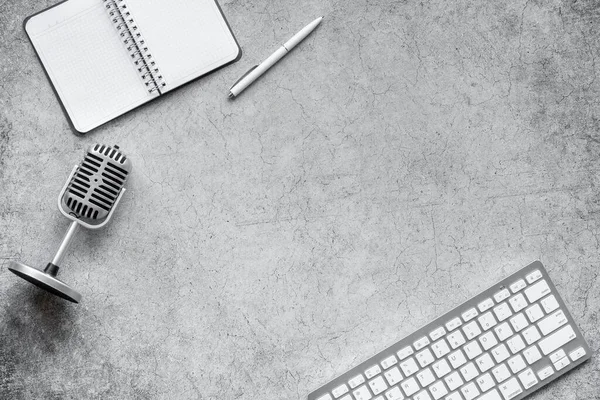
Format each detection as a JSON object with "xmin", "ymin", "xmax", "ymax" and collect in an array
[{"xmin": 7, "ymin": 144, "xmax": 132, "ymax": 303}]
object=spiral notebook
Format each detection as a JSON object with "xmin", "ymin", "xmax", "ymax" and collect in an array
[{"xmin": 25, "ymin": 0, "xmax": 241, "ymax": 134}]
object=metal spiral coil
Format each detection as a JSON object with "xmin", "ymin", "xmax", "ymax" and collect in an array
[{"xmin": 103, "ymin": 0, "xmax": 166, "ymax": 93}]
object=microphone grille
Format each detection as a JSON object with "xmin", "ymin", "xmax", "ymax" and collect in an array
[{"xmin": 63, "ymin": 144, "xmax": 132, "ymax": 222}]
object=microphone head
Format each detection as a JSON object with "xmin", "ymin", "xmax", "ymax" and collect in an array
[{"xmin": 61, "ymin": 144, "xmax": 132, "ymax": 225}]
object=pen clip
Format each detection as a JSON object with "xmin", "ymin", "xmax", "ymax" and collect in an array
[{"xmin": 230, "ymin": 65, "xmax": 258, "ymax": 90}]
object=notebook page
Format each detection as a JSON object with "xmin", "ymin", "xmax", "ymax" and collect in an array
[
  {"xmin": 26, "ymin": 0, "xmax": 157, "ymax": 133},
  {"xmin": 124, "ymin": 0, "xmax": 240, "ymax": 92}
]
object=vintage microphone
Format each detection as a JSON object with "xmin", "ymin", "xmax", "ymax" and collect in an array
[{"xmin": 7, "ymin": 144, "xmax": 132, "ymax": 303}]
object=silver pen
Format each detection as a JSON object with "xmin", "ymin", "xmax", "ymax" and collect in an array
[{"xmin": 228, "ymin": 16, "xmax": 323, "ymax": 98}]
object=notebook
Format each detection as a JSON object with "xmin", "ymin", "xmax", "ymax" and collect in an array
[{"xmin": 25, "ymin": 0, "xmax": 242, "ymax": 134}]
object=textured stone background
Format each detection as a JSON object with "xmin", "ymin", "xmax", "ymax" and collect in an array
[{"xmin": 1, "ymin": 0, "xmax": 600, "ymax": 398}]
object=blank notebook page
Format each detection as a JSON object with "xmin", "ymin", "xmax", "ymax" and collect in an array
[
  {"xmin": 125, "ymin": 0, "xmax": 241, "ymax": 92},
  {"xmin": 26, "ymin": 0, "xmax": 156, "ymax": 133}
]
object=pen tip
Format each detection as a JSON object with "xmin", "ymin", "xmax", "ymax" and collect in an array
[{"xmin": 228, "ymin": 92, "xmax": 234, "ymax": 99}]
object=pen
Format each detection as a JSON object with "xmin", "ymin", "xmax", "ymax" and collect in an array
[{"xmin": 228, "ymin": 16, "xmax": 323, "ymax": 98}]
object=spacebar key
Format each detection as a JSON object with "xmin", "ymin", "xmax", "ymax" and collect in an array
[
  {"xmin": 477, "ymin": 389, "xmax": 502, "ymax": 400},
  {"xmin": 538, "ymin": 325, "xmax": 576, "ymax": 355}
]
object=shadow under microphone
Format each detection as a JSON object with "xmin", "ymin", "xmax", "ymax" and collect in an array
[{"xmin": 7, "ymin": 144, "xmax": 132, "ymax": 303}]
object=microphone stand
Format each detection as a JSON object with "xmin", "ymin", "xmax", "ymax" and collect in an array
[{"xmin": 8, "ymin": 220, "xmax": 82, "ymax": 303}]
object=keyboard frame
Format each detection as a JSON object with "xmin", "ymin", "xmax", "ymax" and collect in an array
[{"xmin": 307, "ymin": 261, "xmax": 592, "ymax": 400}]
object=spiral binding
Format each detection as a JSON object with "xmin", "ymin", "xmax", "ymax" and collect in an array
[{"xmin": 103, "ymin": 0, "xmax": 167, "ymax": 93}]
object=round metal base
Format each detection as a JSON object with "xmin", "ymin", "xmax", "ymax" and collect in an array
[{"xmin": 7, "ymin": 261, "xmax": 81, "ymax": 303}]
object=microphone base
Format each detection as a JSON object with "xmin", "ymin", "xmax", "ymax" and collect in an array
[{"xmin": 7, "ymin": 261, "xmax": 81, "ymax": 303}]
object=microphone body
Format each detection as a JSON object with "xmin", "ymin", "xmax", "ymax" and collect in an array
[{"xmin": 7, "ymin": 144, "xmax": 132, "ymax": 303}]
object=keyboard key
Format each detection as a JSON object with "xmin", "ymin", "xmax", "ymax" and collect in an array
[
  {"xmin": 381, "ymin": 355, "xmax": 397, "ymax": 369},
  {"xmin": 541, "ymin": 295, "xmax": 559, "ymax": 313},
  {"xmin": 492, "ymin": 363, "xmax": 511, "ymax": 383},
  {"xmin": 316, "ymin": 394, "xmax": 333, "ymax": 400},
  {"xmin": 400, "ymin": 377, "xmax": 419, "ymax": 397},
  {"xmin": 464, "ymin": 340, "xmax": 483, "ymax": 360},
  {"xmin": 492, "ymin": 303, "xmax": 512, "ymax": 322},
  {"xmin": 416, "ymin": 368, "xmax": 435, "ymax": 387},
  {"xmin": 353, "ymin": 385, "xmax": 372, "ymax": 400},
  {"xmin": 414, "ymin": 390, "xmax": 432, "ymax": 400},
  {"xmin": 383, "ymin": 366, "xmax": 403, "ymax": 386},
  {"xmin": 414, "ymin": 336, "xmax": 430, "ymax": 351},
  {"xmin": 494, "ymin": 322, "xmax": 513, "ymax": 341},
  {"xmin": 524, "ymin": 280, "xmax": 550, "ymax": 303},
  {"xmin": 445, "ymin": 392, "xmax": 463, "ymax": 400},
  {"xmin": 517, "ymin": 368, "xmax": 538, "ymax": 389},
  {"xmin": 448, "ymin": 330, "xmax": 466, "ymax": 349},
  {"xmin": 507, "ymin": 354, "xmax": 526, "ymax": 373},
  {"xmin": 476, "ymin": 372, "xmax": 495, "ymax": 392},
  {"xmin": 430, "ymin": 327, "xmax": 446, "ymax": 341},
  {"xmin": 462, "ymin": 308, "xmax": 478, "ymax": 322},
  {"xmin": 397, "ymin": 346, "xmax": 414, "ymax": 360},
  {"xmin": 478, "ymin": 298, "xmax": 494, "ymax": 312},
  {"xmin": 368, "ymin": 376, "xmax": 388, "ymax": 395},
  {"xmin": 538, "ymin": 309, "xmax": 567, "ymax": 336},
  {"xmin": 537, "ymin": 366, "xmax": 554, "ymax": 380},
  {"xmin": 538, "ymin": 325, "xmax": 576, "ymax": 355},
  {"xmin": 506, "ymin": 335, "xmax": 526, "ymax": 354},
  {"xmin": 459, "ymin": 362, "xmax": 478, "ymax": 382},
  {"xmin": 491, "ymin": 344, "xmax": 510, "ymax": 363},
  {"xmin": 569, "ymin": 347, "xmax": 586, "ymax": 362},
  {"xmin": 475, "ymin": 353, "xmax": 494, "ymax": 373},
  {"xmin": 549, "ymin": 349, "xmax": 566, "ymax": 364},
  {"xmin": 478, "ymin": 312, "xmax": 498, "ymax": 331},
  {"xmin": 524, "ymin": 304, "xmax": 544, "ymax": 323},
  {"xmin": 432, "ymin": 359, "xmax": 451, "ymax": 378},
  {"xmin": 460, "ymin": 382, "xmax": 480, "ymax": 400},
  {"xmin": 494, "ymin": 288, "xmax": 511, "ymax": 302},
  {"xmin": 526, "ymin": 270, "xmax": 543, "ymax": 284},
  {"xmin": 463, "ymin": 321, "xmax": 482, "ymax": 340},
  {"xmin": 446, "ymin": 317, "xmax": 462, "ymax": 332},
  {"xmin": 521, "ymin": 325, "xmax": 541, "ymax": 345},
  {"xmin": 431, "ymin": 339, "xmax": 451, "ymax": 358},
  {"xmin": 498, "ymin": 377, "xmax": 523, "ymax": 400},
  {"xmin": 448, "ymin": 349, "xmax": 467, "ymax": 369},
  {"xmin": 416, "ymin": 348, "xmax": 435, "ymax": 368},
  {"xmin": 444, "ymin": 371, "xmax": 463, "ymax": 391},
  {"xmin": 384, "ymin": 386, "xmax": 403, "ymax": 400},
  {"xmin": 523, "ymin": 345, "xmax": 542, "ymax": 364},
  {"xmin": 554, "ymin": 356, "xmax": 570, "ymax": 371},
  {"xmin": 509, "ymin": 313, "xmax": 529, "ymax": 332},
  {"xmin": 477, "ymin": 389, "xmax": 502, "ymax": 400},
  {"xmin": 429, "ymin": 380, "xmax": 448, "ymax": 400},
  {"xmin": 399, "ymin": 357, "xmax": 419, "ymax": 377},
  {"xmin": 508, "ymin": 293, "xmax": 528, "ymax": 313},
  {"xmin": 365, "ymin": 365, "xmax": 382, "ymax": 379},
  {"xmin": 479, "ymin": 331, "xmax": 498, "ymax": 351},
  {"xmin": 349, "ymin": 374, "xmax": 365, "ymax": 388},
  {"xmin": 509, "ymin": 279, "xmax": 526, "ymax": 293},
  {"xmin": 339, "ymin": 395, "xmax": 352, "ymax": 400},
  {"xmin": 332, "ymin": 384, "xmax": 348, "ymax": 398}
]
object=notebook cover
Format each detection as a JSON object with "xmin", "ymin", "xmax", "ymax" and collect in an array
[{"xmin": 24, "ymin": 0, "xmax": 242, "ymax": 135}]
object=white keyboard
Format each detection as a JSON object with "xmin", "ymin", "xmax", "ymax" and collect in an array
[{"xmin": 308, "ymin": 261, "xmax": 591, "ymax": 400}]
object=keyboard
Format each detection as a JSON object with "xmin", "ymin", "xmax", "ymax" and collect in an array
[{"xmin": 308, "ymin": 261, "xmax": 591, "ymax": 400}]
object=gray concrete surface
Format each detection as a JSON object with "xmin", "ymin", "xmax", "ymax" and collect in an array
[{"xmin": 1, "ymin": 0, "xmax": 600, "ymax": 398}]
